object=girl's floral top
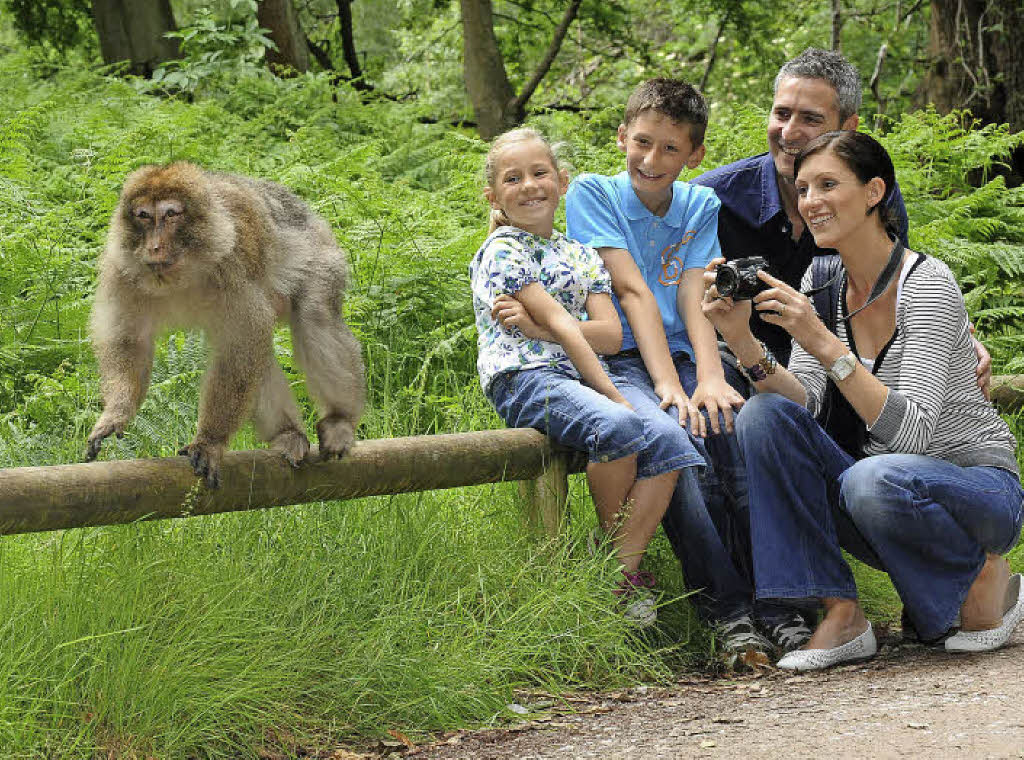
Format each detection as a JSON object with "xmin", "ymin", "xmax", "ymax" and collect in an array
[{"xmin": 469, "ymin": 226, "xmax": 613, "ymax": 392}]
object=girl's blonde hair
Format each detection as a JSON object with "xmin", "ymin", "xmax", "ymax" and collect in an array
[{"xmin": 484, "ymin": 127, "xmax": 564, "ymax": 233}]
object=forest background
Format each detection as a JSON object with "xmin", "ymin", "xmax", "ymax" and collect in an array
[{"xmin": 0, "ymin": 0, "xmax": 1022, "ymax": 757}]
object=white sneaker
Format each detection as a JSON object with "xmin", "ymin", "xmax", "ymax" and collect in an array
[
  {"xmin": 616, "ymin": 571, "xmax": 658, "ymax": 628},
  {"xmin": 776, "ymin": 623, "xmax": 877, "ymax": 672},
  {"xmin": 946, "ymin": 573, "xmax": 1024, "ymax": 653}
]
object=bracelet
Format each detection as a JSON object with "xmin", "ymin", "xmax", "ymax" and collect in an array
[{"xmin": 742, "ymin": 341, "xmax": 777, "ymax": 382}]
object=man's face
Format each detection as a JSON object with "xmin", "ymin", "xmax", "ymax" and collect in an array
[{"xmin": 767, "ymin": 76, "xmax": 857, "ymax": 181}]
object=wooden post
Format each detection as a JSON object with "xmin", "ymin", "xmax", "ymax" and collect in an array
[{"xmin": 992, "ymin": 374, "xmax": 1024, "ymax": 414}]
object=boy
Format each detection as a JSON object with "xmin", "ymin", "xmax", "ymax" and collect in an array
[{"xmin": 565, "ymin": 80, "xmax": 777, "ymax": 660}]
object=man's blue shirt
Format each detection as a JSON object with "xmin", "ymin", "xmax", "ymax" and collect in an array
[
  {"xmin": 566, "ymin": 171, "xmax": 722, "ymax": 360},
  {"xmin": 692, "ymin": 152, "xmax": 909, "ymax": 363}
]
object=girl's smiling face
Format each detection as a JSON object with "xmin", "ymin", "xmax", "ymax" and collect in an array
[
  {"xmin": 795, "ymin": 148, "xmax": 885, "ymax": 249},
  {"xmin": 485, "ymin": 139, "xmax": 567, "ymax": 239}
]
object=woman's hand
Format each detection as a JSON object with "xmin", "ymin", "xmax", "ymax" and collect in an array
[
  {"xmin": 752, "ymin": 270, "xmax": 832, "ymax": 356},
  {"xmin": 701, "ymin": 258, "xmax": 753, "ymax": 343}
]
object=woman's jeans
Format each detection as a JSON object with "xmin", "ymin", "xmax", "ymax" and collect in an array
[{"xmin": 736, "ymin": 393, "xmax": 1024, "ymax": 642}]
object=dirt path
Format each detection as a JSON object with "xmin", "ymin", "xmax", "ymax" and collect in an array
[{"xmin": 402, "ymin": 628, "xmax": 1024, "ymax": 759}]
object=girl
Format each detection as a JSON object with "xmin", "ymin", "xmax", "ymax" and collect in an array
[
  {"xmin": 471, "ymin": 128, "xmax": 701, "ymax": 626},
  {"xmin": 703, "ymin": 130, "xmax": 1023, "ymax": 670}
]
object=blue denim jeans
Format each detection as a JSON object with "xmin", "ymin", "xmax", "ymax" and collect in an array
[
  {"xmin": 606, "ymin": 352, "xmax": 760, "ymax": 623},
  {"xmin": 487, "ymin": 367, "xmax": 704, "ymax": 477},
  {"xmin": 736, "ymin": 393, "xmax": 1024, "ymax": 641}
]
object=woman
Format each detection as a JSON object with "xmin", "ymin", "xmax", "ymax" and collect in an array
[{"xmin": 702, "ymin": 130, "xmax": 1023, "ymax": 671}]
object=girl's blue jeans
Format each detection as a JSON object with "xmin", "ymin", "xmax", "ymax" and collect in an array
[
  {"xmin": 487, "ymin": 366, "xmax": 705, "ymax": 478},
  {"xmin": 736, "ymin": 393, "xmax": 1024, "ymax": 642}
]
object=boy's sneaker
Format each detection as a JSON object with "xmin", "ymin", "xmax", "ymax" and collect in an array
[
  {"xmin": 769, "ymin": 615, "xmax": 813, "ymax": 655},
  {"xmin": 715, "ymin": 614, "xmax": 773, "ymax": 663},
  {"xmin": 615, "ymin": 570, "xmax": 658, "ymax": 628}
]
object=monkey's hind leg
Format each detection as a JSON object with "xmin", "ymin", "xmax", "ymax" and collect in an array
[
  {"xmin": 253, "ymin": 361, "xmax": 310, "ymax": 467},
  {"xmin": 291, "ymin": 300, "xmax": 366, "ymax": 461}
]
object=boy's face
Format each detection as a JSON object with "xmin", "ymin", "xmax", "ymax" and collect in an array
[
  {"xmin": 768, "ymin": 76, "xmax": 859, "ymax": 181},
  {"xmin": 617, "ymin": 112, "xmax": 705, "ymax": 211}
]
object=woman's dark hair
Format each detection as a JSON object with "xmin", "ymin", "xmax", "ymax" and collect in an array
[{"xmin": 793, "ymin": 130, "xmax": 899, "ymax": 236}]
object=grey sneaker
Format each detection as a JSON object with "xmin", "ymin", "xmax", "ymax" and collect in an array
[
  {"xmin": 716, "ymin": 614, "xmax": 773, "ymax": 657},
  {"xmin": 769, "ymin": 616, "xmax": 814, "ymax": 654},
  {"xmin": 615, "ymin": 570, "xmax": 658, "ymax": 628}
]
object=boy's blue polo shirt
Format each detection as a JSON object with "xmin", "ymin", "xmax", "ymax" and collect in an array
[
  {"xmin": 693, "ymin": 152, "xmax": 909, "ymax": 364},
  {"xmin": 566, "ymin": 171, "xmax": 721, "ymax": 360}
]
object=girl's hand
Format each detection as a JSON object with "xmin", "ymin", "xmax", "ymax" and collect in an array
[
  {"xmin": 752, "ymin": 270, "xmax": 831, "ymax": 355},
  {"xmin": 612, "ymin": 395, "xmax": 634, "ymax": 411},
  {"xmin": 701, "ymin": 258, "xmax": 753, "ymax": 343},
  {"xmin": 492, "ymin": 295, "xmax": 552, "ymax": 341}
]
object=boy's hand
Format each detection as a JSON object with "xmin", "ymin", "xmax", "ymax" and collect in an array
[
  {"xmin": 655, "ymin": 381, "xmax": 706, "ymax": 437},
  {"xmin": 969, "ymin": 323, "xmax": 992, "ymax": 400},
  {"xmin": 492, "ymin": 295, "xmax": 552, "ymax": 341},
  {"xmin": 690, "ymin": 377, "xmax": 745, "ymax": 435}
]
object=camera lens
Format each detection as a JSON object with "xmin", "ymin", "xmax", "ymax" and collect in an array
[{"xmin": 715, "ymin": 266, "xmax": 738, "ymax": 298}]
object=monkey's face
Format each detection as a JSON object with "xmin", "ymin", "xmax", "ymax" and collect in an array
[{"xmin": 128, "ymin": 198, "xmax": 189, "ymax": 278}]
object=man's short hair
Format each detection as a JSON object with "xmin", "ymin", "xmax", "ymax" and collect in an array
[
  {"xmin": 623, "ymin": 78, "xmax": 708, "ymax": 146},
  {"xmin": 774, "ymin": 48, "xmax": 862, "ymax": 123}
]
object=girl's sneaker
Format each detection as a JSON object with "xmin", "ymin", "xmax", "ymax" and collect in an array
[{"xmin": 615, "ymin": 570, "xmax": 658, "ymax": 628}]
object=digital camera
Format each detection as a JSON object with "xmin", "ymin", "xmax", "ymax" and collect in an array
[{"xmin": 715, "ymin": 256, "xmax": 770, "ymax": 300}]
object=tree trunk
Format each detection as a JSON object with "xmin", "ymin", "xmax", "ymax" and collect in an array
[
  {"xmin": 831, "ymin": 0, "xmax": 842, "ymax": 51},
  {"xmin": 926, "ymin": 0, "xmax": 1024, "ymax": 173},
  {"xmin": 257, "ymin": 0, "xmax": 309, "ymax": 74},
  {"xmin": 460, "ymin": 0, "xmax": 519, "ymax": 139},
  {"xmin": 90, "ymin": 0, "xmax": 179, "ymax": 76}
]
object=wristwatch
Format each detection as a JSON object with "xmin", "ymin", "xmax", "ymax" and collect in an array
[
  {"xmin": 826, "ymin": 351, "xmax": 858, "ymax": 382},
  {"xmin": 742, "ymin": 341, "xmax": 777, "ymax": 382}
]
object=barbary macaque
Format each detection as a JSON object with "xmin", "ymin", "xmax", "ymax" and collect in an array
[{"xmin": 87, "ymin": 162, "xmax": 366, "ymax": 488}]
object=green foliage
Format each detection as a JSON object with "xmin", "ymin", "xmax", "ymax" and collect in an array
[
  {"xmin": 146, "ymin": 0, "xmax": 277, "ymax": 97},
  {"xmin": 1, "ymin": 0, "xmax": 93, "ymax": 57}
]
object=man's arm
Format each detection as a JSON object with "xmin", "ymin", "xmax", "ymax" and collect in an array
[{"xmin": 599, "ymin": 247, "xmax": 703, "ymax": 433}]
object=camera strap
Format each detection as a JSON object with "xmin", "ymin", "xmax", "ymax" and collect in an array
[{"xmin": 802, "ymin": 238, "xmax": 905, "ymax": 323}]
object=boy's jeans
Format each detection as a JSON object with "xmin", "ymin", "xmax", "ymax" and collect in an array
[
  {"xmin": 737, "ymin": 393, "xmax": 1024, "ymax": 642},
  {"xmin": 606, "ymin": 351, "xmax": 759, "ymax": 624}
]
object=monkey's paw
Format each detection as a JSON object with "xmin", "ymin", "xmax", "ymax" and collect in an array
[
  {"xmin": 270, "ymin": 429, "xmax": 310, "ymax": 467},
  {"xmin": 86, "ymin": 418, "xmax": 126, "ymax": 461},
  {"xmin": 178, "ymin": 440, "xmax": 225, "ymax": 489},
  {"xmin": 316, "ymin": 416, "xmax": 355, "ymax": 460}
]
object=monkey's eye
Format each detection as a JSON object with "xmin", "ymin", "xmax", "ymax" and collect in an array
[
  {"xmin": 164, "ymin": 208, "xmax": 181, "ymax": 218},
  {"xmin": 135, "ymin": 209, "xmax": 152, "ymax": 220}
]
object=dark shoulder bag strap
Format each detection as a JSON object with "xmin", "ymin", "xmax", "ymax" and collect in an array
[{"xmin": 810, "ymin": 254, "xmax": 867, "ymax": 459}]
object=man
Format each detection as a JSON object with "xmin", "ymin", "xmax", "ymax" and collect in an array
[{"xmin": 693, "ymin": 47, "xmax": 909, "ymax": 367}]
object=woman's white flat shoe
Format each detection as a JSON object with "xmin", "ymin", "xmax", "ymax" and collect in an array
[
  {"xmin": 946, "ymin": 573, "xmax": 1024, "ymax": 653},
  {"xmin": 776, "ymin": 622, "xmax": 877, "ymax": 672}
]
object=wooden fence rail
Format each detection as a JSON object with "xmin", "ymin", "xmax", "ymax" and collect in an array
[
  {"xmin": 0, "ymin": 374, "xmax": 1019, "ymax": 539},
  {"xmin": 0, "ymin": 429, "xmax": 585, "ymax": 538}
]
